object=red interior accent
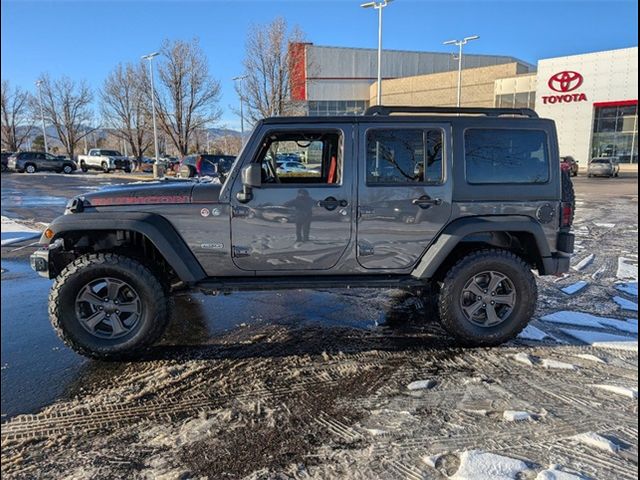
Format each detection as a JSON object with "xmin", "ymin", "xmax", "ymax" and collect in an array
[
  {"xmin": 327, "ymin": 155, "xmax": 337, "ymax": 184},
  {"xmin": 195, "ymin": 156, "xmax": 202, "ymax": 175}
]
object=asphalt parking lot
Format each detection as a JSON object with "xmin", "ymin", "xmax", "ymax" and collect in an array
[{"xmin": 1, "ymin": 170, "xmax": 638, "ymax": 479}]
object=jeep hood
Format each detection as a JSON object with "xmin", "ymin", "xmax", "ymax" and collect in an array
[{"xmin": 79, "ymin": 180, "xmax": 222, "ymax": 208}]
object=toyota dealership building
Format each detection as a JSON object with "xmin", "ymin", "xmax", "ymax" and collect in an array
[{"xmin": 290, "ymin": 44, "xmax": 638, "ymax": 166}]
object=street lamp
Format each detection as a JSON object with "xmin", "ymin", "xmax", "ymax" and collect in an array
[
  {"xmin": 232, "ymin": 75, "xmax": 248, "ymax": 143},
  {"xmin": 35, "ymin": 80, "xmax": 48, "ymax": 153},
  {"xmin": 443, "ymin": 35, "xmax": 480, "ymax": 107},
  {"xmin": 142, "ymin": 51, "xmax": 161, "ymax": 178},
  {"xmin": 361, "ymin": 0, "xmax": 393, "ymax": 106}
]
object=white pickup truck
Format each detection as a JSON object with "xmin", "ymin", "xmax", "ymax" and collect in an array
[{"xmin": 77, "ymin": 149, "xmax": 132, "ymax": 173}]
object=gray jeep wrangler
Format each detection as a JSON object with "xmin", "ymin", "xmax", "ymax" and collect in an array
[{"xmin": 31, "ymin": 106, "xmax": 575, "ymax": 359}]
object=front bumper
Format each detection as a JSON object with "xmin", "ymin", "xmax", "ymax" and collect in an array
[{"xmin": 30, "ymin": 248, "xmax": 50, "ymax": 278}]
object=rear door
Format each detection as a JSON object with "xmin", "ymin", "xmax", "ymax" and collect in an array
[{"xmin": 356, "ymin": 123, "xmax": 453, "ymax": 270}]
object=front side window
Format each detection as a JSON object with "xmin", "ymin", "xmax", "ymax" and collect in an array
[
  {"xmin": 366, "ymin": 128, "xmax": 443, "ymax": 185},
  {"xmin": 257, "ymin": 131, "xmax": 341, "ymax": 185},
  {"xmin": 465, "ymin": 129, "xmax": 549, "ymax": 184}
]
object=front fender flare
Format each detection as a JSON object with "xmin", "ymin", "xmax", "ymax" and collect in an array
[
  {"xmin": 411, "ymin": 215, "xmax": 554, "ymax": 279},
  {"xmin": 43, "ymin": 212, "xmax": 207, "ymax": 284}
]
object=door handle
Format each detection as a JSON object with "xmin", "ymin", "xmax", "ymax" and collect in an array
[
  {"xmin": 412, "ymin": 196, "xmax": 442, "ymax": 208},
  {"xmin": 318, "ymin": 197, "xmax": 347, "ymax": 211}
]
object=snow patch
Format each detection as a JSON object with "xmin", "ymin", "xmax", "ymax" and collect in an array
[
  {"xmin": 503, "ymin": 410, "xmax": 533, "ymax": 422},
  {"xmin": 0, "ymin": 216, "xmax": 41, "ymax": 246},
  {"xmin": 422, "ymin": 453, "xmax": 442, "ymax": 468},
  {"xmin": 407, "ymin": 379, "xmax": 437, "ymax": 390},
  {"xmin": 535, "ymin": 465, "xmax": 586, "ymax": 480},
  {"xmin": 450, "ymin": 450, "xmax": 530, "ymax": 480},
  {"xmin": 573, "ymin": 353, "xmax": 606, "ymax": 364},
  {"xmin": 594, "ymin": 222, "xmax": 615, "ymax": 228},
  {"xmin": 511, "ymin": 352, "xmax": 535, "ymax": 366},
  {"xmin": 363, "ymin": 427, "xmax": 388, "ymax": 436},
  {"xmin": 592, "ymin": 384, "xmax": 638, "ymax": 399},
  {"xmin": 541, "ymin": 359, "xmax": 576, "ymax": 370},
  {"xmin": 518, "ymin": 325, "xmax": 550, "ymax": 341},
  {"xmin": 560, "ymin": 329, "xmax": 638, "ymax": 351},
  {"xmin": 542, "ymin": 311, "xmax": 638, "ymax": 334},
  {"xmin": 561, "ymin": 281, "xmax": 588, "ymax": 295},
  {"xmin": 572, "ymin": 254, "xmax": 594, "ymax": 271},
  {"xmin": 572, "ymin": 431, "xmax": 619, "ymax": 454},
  {"xmin": 613, "ymin": 296, "xmax": 638, "ymax": 311},
  {"xmin": 617, "ymin": 257, "xmax": 638, "ymax": 281},
  {"xmin": 616, "ymin": 282, "xmax": 638, "ymax": 297}
]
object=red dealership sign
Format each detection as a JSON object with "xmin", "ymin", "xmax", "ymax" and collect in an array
[{"xmin": 542, "ymin": 71, "xmax": 588, "ymax": 105}]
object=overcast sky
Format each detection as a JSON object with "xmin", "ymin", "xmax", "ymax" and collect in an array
[{"xmin": 1, "ymin": 0, "xmax": 637, "ymax": 129}]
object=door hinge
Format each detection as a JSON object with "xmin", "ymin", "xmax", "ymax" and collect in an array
[
  {"xmin": 232, "ymin": 246, "xmax": 251, "ymax": 258},
  {"xmin": 358, "ymin": 243, "xmax": 375, "ymax": 256}
]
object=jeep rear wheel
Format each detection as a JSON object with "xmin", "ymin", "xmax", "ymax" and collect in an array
[
  {"xmin": 49, "ymin": 253, "xmax": 170, "ymax": 360},
  {"xmin": 438, "ymin": 249, "xmax": 537, "ymax": 347}
]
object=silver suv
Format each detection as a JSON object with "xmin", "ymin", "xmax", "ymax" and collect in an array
[{"xmin": 31, "ymin": 106, "xmax": 575, "ymax": 359}]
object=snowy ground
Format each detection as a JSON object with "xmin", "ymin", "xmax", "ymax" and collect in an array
[{"xmin": 1, "ymin": 186, "xmax": 638, "ymax": 479}]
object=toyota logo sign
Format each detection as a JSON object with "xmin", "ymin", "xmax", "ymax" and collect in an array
[{"xmin": 548, "ymin": 71, "xmax": 584, "ymax": 93}]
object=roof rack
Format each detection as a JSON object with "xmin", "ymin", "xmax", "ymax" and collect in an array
[{"xmin": 364, "ymin": 105, "xmax": 539, "ymax": 118}]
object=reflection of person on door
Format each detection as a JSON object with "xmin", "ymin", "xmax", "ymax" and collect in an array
[{"xmin": 285, "ymin": 189, "xmax": 314, "ymax": 242}]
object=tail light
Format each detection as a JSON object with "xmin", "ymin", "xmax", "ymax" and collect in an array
[{"xmin": 560, "ymin": 202, "xmax": 573, "ymax": 228}]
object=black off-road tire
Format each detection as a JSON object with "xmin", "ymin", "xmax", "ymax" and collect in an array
[
  {"xmin": 438, "ymin": 249, "xmax": 537, "ymax": 347},
  {"xmin": 49, "ymin": 253, "xmax": 170, "ymax": 360}
]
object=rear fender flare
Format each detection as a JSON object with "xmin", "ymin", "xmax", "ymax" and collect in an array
[{"xmin": 411, "ymin": 215, "xmax": 552, "ymax": 279}]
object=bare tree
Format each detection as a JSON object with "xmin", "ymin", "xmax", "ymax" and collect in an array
[
  {"xmin": 148, "ymin": 38, "xmax": 222, "ymax": 156},
  {"xmin": 239, "ymin": 17, "xmax": 306, "ymax": 123},
  {"xmin": 1, "ymin": 80, "xmax": 35, "ymax": 152},
  {"xmin": 101, "ymin": 63, "xmax": 152, "ymax": 160},
  {"xmin": 36, "ymin": 74, "xmax": 96, "ymax": 160}
]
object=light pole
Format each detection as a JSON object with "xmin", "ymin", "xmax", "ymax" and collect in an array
[
  {"xmin": 35, "ymin": 80, "xmax": 48, "ymax": 153},
  {"xmin": 443, "ymin": 35, "xmax": 480, "ymax": 107},
  {"xmin": 232, "ymin": 75, "xmax": 248, "ymax": 143},
  {"xmin": 361, "ymin": 0, "xmax": 393, "ymax": 106},
  {"xmin": 142, "ymin": 51, "xmax": 161, "ymax": 178}
]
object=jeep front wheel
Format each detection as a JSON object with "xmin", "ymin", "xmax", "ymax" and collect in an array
[
  {"xmin": 49, "ymin": 253, "xmax": 170, "ymax": 360},
  {"xmin": 438, "ymin": 249, "xmax": 537, "ymax": 347}
]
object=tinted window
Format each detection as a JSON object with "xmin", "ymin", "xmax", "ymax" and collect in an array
[
  {"xmin": 465, "ymin": 129, "xmax": 549, "ymax": 184},
  {"xmin": 366, "ymin": 129, "xmax": 443, "ymax": 185}
]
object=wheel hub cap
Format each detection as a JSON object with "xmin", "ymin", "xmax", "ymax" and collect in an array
[
  {"xmin": 75, "ymin": 277, "xmax": 142, "ymax": 339},
  {"xmin": 459, "ymin": 270, "xmax": 516, "ymax": 328}
]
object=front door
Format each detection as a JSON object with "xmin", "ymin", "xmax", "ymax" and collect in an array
[
  {"xmin": 230, "ymin": 126, "xmax": 354, "ymax": 272},
  {"xmin": 356, "ymin": 124, "xmax": 453, "ymax": 270}
]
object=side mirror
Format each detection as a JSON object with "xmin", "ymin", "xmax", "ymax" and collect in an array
[
  {"xmin": 237, "ymin": 164, "xmax": 261, "ymax": 203},
  {"xmin": 242, "ymin": 163, "xmax": 262, "ymax": 188}
]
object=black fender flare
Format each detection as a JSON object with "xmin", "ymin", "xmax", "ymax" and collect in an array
[
  {"xmin": 43, "ymin": 212, "xmax": 207, "ymax": 283},
  {"xmin": 411, "ymin": 215, "xmax": 554, "ymax": 279}
]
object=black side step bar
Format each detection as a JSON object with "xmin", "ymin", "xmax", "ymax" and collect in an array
[
  {"xmin": 364, "ymin": 105, "xmax": 538, "ymax": 118},
  {"xmin": 196, "ymin": 275, "xmax": 425, "ymax": 293}
]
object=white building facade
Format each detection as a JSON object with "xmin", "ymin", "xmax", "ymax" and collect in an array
[{"xmin": 534, "ymin": 47, "xmax": 638, "ymax": 164}]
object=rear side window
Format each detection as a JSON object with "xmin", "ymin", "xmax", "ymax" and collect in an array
[
  {"xmin": 464, "ymin": 129, "xmax": 550, "ymax": 184},
  {"xmin": 366, "ymin": 128, "xmax": 444, "ymax": 185}
]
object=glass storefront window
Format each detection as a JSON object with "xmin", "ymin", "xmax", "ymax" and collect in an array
[
  {"xmin": 591, "ymin": 102, "xmax": 638, "ymax": 164},
  {"xmin": 307, "ymin": 100, "xmax": 369, "ymax": 116}
]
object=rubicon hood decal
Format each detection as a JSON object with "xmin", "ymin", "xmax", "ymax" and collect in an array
[
  {"xmin": 82, "ymin": 180, "xmax": 196, "ymax": 207},
  {"xmin": 88, "ymin": 194, "xmax": 191, "ymax": 206}
]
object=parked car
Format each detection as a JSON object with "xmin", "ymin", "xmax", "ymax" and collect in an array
[
  {"xmin": 31, "ymin": 105, "xmax": 575, "ymax": 359},
  {"xmin": 276, "ymin": 161, "xmax": 321, "ymax": 175},
  {"xmin": 7, "ymin": 151, "xmax": 77, "ymax": 174},
  {"xmin": 588, "ymin": 157, "xmax": 620, "ymax": 178},
  {"xmin": 561, "ymin": 155, "xmax": 579, "ymax": 177},
  {"xmin": 77, "ymin": 149, "xmax": 132, "ymax": 173},
  {"xmin": 1, "ymin": 152, "xmax": 14, "ymax": 172},
  {"xmin": 177, "ymin": 154, "xmax": 236, "ymax": 179}
]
